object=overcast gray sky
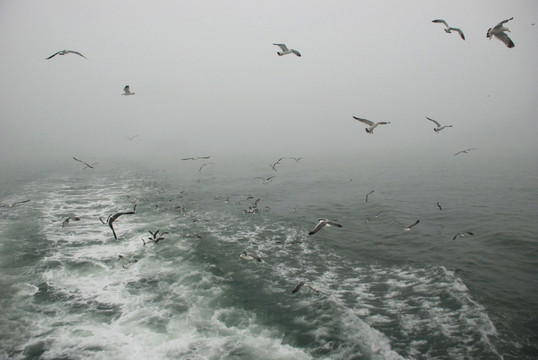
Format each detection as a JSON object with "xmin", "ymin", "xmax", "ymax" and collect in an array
[{"xmin": 0, "ymin": 0, "xmax": 537, "ymax": 168}]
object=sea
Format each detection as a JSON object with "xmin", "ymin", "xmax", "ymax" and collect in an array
[{"xmin": 0, "ymin": 155, "xmax": 536, "ymax": 360}]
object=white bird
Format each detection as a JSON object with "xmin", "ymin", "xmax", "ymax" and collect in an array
[
  {"xmin": 273, "ymin": 43, "xmax": 301, "ymax": 57},
  {"xmin": 432, "ymin": 19, "xmax": 465, "ymax": 40},
  {"xmin": 239, "ymin": 251, "xmax": 262, "ymax": 262},
  {"xmin": 487, "ymin": 17, "xmax": 515, "ymax": 48},
  {"xmin": 426, "ymin": 117, "xmax": 453, "ymax": 132},
  {"xmin": 353, "ymin": 116, "xmax": 390, "ymax": 134},
  {"xmin": 453, "ymin": 231, "xmax": 474, "ymax": 241},
  {"xmin": 394, "ymin": 219, "xmax": 420, "ymax": 231},
  {"xmin": 181, "ymin": 156, "xmax": 210, "ymax": 161},
  {"xmin": 46, "ymin": 50, "xmax": 87, "ymax": 60},
  {"xmin": 254, "ymin": 176, "xmax": 276, "ymax": 184},
  {"xmin": 122, "ymin": 85, "xmax": 135, "ymax": 96},
  {"xmin": 365, "ymin": 190, "xmax": 374, "ymax": 203},
  {"xmin": 454, "ymin": 148, "xmax": 478, "ymax": 156},
  {"xmin": 61, "ymin": 216, "xmax": 80, "ymax": 228},
  {"xmin": 309, "ymin": 219, "xmax": 342, "ymax": 235},
  {"xmin": 118, "ymin": 255, "xmax": 138, "ymax": 269}
]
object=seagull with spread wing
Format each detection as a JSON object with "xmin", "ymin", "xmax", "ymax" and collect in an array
[
  {"xmin": 426, "ymin": 117, "xmax": 453, "ymax": 133},
  {"xmin": 487, "ymin": 17, "xmax": 515, "ymax": 48},
  {"xmin": 273, "ymin": 43, "xmax": 301, "ymax": 57},
  {"xmin": 46, "ymin": 50, "xmax": 87, "ymax": 60},
  {"xmin": 353, "ymin": 116, "xmax": 390, "ymax": 134},
  {"xmin": 432, "ymin": 19, "xmax": 465, "ymax": 40}
]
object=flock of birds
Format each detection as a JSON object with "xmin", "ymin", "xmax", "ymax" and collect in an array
[{"xmin": 2, "ymin": 15, "xmax": 515, "ymax": 293}]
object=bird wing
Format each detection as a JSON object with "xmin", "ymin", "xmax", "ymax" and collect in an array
[
  {"xmin": 452, "ymin": 234, "xmax": 459, "ymax": 241},
  {"xmin": 426, "ymin": 117, "xmax": 441, "ymax": 127},
  {"xmin": 68, "ymin": 51, "xmax": 87, "ymax": 59},
  {"xmin": 46, "ymin": 51, "xmax": 60, "ymax": 59},
  {"xmin": 123, "ymin": 85, "xmax": 130, "ymax": 93},
  {"xmin": 308, "ymin": 220, "xmax": 326, "ymax": 235},
  {"xmin": 465, "ymin": 232, "xmax": 474, "ymax": 236},
  {"xmin": 449, "ymin": 28, "xmax": 465, "ymax": 40},
  {"xmin": 377, "ymin": 122, "xmax": 391, "ymax": 125},
  {"xmin": 494, "ymin": 31, "xmax": 515, "ymax": 48},
  {"xmin": 432, "ymin": 19, "xmax": 449, "ymax": 28},
  {"xmin": 291, "ymin": 49, "xmax": 301, "ymax": 57},
  {"xmin": 353, "ymin": 116, "xmax": 374, "ymax": 126},
  {"xmin": 496, "ymin": 17, "xmax": 514, "ymax": 27},
  {"xmin": 407, "ymin": 220, "xmax": 420, "ymax": 228},
  {"xmin": 292, "ymin": 282, "xmax": 305, "ymax": 293},
  {"xmin": 326, "ymin": 220, "xmax": 342, "ymax": 228},
  {"xmin": 273, "ymin": 43, "xmax": 289, "ymax": 51}
]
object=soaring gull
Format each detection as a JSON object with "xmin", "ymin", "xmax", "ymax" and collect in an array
[
  {"xmin": 426, "ymin": 117, "xmax": 453, "ymax": 132},
  {"xmin": 487, "ymin": 17, "xmax": 515, "ymax": 48},
  {"xmin": 239, "ymin": 251, "xmax": 262, "ymax": 262},
  {"xmin": 353, "ymin": 116, "xmax": 390, "ymax": 134},
  {"xmin": 125, "ymin": 135, "xmax": 138, "ymax": 141},
  {"xmin": 309, "ymin": 219, "xmax": 342, "ymax": 235},
  {"xmin": 182, "ymin": 156, "xmax": 210, "ymax": 161},
  {"xmin": 436, "ymin": 202, "xmax": 443, "ymax": 211},
  {"xmin": 118, "ymin": 255, "xmax": 138, "ymax": 269},
  {"xmin": 394, "ymin": 219, "xmax": 420, "ymax": 231},
  {"xmin": 73, "ymin": 157, "xmax": 95, "ymax": 169},
  {"xmin": 100, "ymin": 206, "xmax": 136, "ymax": 240},
  {"xmin": 292, "ymin": 282, "xmax": 320, "ymax": 293},
  {"xmin": 454, "ymin": 148, "xmax": 478, "ymax": 156},
  {"xmin": 61, "ymin": 216, "xmax": 80, "ymax": 228},
  {"xmin": 273, "ymin": 43, "xmax": 301, "ymax": 57},
  {"xmin": 453, "ymin": 231, "xmax": 474, "ymax": 241},
  {"xmin": 46, "ymin": 50, "xmax": 87, "ymax": 60},
  {"xmin": 0, "ymin": 199, "xmax": 30, "ymax": 208},
  {"xmin": 255, "ymin": 176, "xmax": 276, "ymax": 184},
  {"xmin": 122, "ymin": 85, "xmax": 135, "ymax": 96},
  {"xmin": 432, "ymin": 19, "xmax": 465, "ymax": 40}
]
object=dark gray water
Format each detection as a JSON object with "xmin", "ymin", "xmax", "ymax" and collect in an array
[{"xmin": 0, "ymin": 156, "xmax": 537, "ymax": 359}]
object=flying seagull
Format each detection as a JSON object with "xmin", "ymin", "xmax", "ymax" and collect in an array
[
  {"xmin": 73, "ymin": 157, "xmax": 95, "ymax": 169},
  {"xmin": 436, "ymin": 202, "xmax": 443, "ymax": 211},
  {"xmin": 365, "ymin": 190, "xmax": 374, "ymax": 203},
  {"xmin": 0, "ymin": 199, "xmax": 31, "ymax": 209},
  {"xmin": 309, "ymin": 219, "xmax": 343, "ymax": 235},
  {"xmin": 426, "ymin": 117, "xmax": 453, "ymax": 132},
  {"xmin": 454, "ymin": 148, "xmax": 478, "ymax": 156},
  {"xmin": 118, "ymin": 255, "xmax": 138, "ymax": 269},
  {"xmin": 394, "ymin": 218, "xmax": 420, "ymax": 231},
  {"xmin": 255, "ymin": 176, "xmax": 276, "ymax": 184},
  {"xmin": 122, "ymin": 85, "xmax": 135, "ymax": 96},
  {"xmin": 239, "ymin": 251, "xmax": 262, "ymax": 262},
  {"xmin": 125, "ymin": 135, "xmax": 138, "ymax": 141},
  {"xmin": 289, "ymin": 157, "xmax": 303, "ymax": 162},
  {"xmin": 432, "ymin": 19, "xmax": 465, "ymax": 40},
  {"xmin": 46, "ymin": 50, "xmax": 87, "ymax": 60},
  {"xmin": 292, "ymin": 282, "xmax": 320, "ymax": 293},
  {"xmin": 273, "ymin": 43, "xmax": 301, "ymax": 57},
  {"xmin": 61, "ymin": 216, "xmax": 80, "ymax": 228},
  {"xmin": 181, "ymin": 156, "xmax": 210, "ymax": 160},
  {"xmin": 487, "ymin": 17, "xmax": 515, "ymax": 48},
  {"xmin": 453, "ymin": 231, "xmax": 474, "ymax": 240},
  {"xmin": 353, "ymin": 116, "xmax": 390, "ymax": 134},
  {"xmin": 101, "ymin": 207, "xmax": 136, "ymax": 240}
]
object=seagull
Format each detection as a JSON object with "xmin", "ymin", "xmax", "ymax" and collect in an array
[
  {"xmin": 181, "ymin": 156, "xmax": 210, "ymax": 161},
  {"xmin": 289, "ymin": 157, "xmax": 303, "ymax": 162},
  {"xmin": 426, "ymin": 117, "xmax": 453, "ymax": 133},
  {"xmin": 0, "ymin": 199, "xmax": 31, "ymax": 208},
  {"xmin": 353, "ymin": 116, "xmax": 390, "ymax": 134},
  {"xmin": 199, "ymin": 162, "xmax": 216, "ymax": 173},
  {"xmin": 452, "ymin": 231, "xmax": 474, "ymax": 240},
  {"xmin": 118, "ymin": 255, "xmax": 138, "ymax": 269},
  {"xmin": 122, "ymin": 85, "xmax": 135, "ymax": 96},
  {"xmin": 454, "ymin": 148, "xmax": 478, "ymax": 156},
  {"xmin": 273, "ymin": 43, "xmax": 301, "ymax": 57},
  {"xmin": 61, "ymin": 216, "xmax": 80, "ymax": 228},
  {"xmin": 102, "ymin": 207, "xmax": 136, "ymax": 240},
  {"xmin": 125, "ymin": 135, "xmax": 138, "ymax": 141},
  {"xmin": 432, "ymin": 19, "xmax": 465, "ymax": 40},
  {"xmin": 365, "ymin": 190, "xmax": 374, "ymax": 203},
  {"xmin": 239, "ymin": 251, "xmax": 262, "ymax": 262},
  {"xmin": 436, "ymin": 202, "xmax": 443, "ymax": 211},
  {"xmin": 309, "ymin": 219, "xmax": 342, "ymax": 235},
  {"xmin": 487, "ymin": 17, "xmax": 515, "ymax": 48},
  {"xmin": 269, "ymin": 157, "xmax": 285, "ymax": 172},
  {"xmin": 291, "ymin": 282, "xmax": 320, "ymax": 293},
  {"xmin": 73, "ymin": 157, "xmax": 95, "ymax": 169},
  {"xmin": 46, "ymin": 50, "xmax": 87, "ymax": 60},
  {"xmin": 394, "ymin": 219, "xmax": 420, "ymax": 231},
  {"xmin": 255, "ymin": 176, "xmax": 276, "ymax": 184},
  {"xmin": 365, "ymin": 210, "xmax": 384, "ymax": 223}
]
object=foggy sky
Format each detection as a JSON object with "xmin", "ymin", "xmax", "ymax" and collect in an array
[{"xmin": 0, "ymin": 0, "xmax": 537, "ymax": 169}]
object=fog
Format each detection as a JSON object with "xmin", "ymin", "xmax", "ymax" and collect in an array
[{"xmin": 1, "ymin": 0, "xmax": 537, "ymax": 170}]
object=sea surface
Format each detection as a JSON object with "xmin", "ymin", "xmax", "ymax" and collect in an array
[{"xmin": 0, "ymin": 156, "xmax": 537, "ymax": 360}]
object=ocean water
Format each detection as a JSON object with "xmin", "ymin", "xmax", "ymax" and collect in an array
[{"xmin": 0, "ymin": 156, "xmax": 536, "ymax": 360}]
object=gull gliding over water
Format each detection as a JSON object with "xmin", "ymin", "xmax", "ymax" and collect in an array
[
  {"xmin": 61, "ymin": 217, "xmax": 80, "ymax": 228},
  {"xmin": 426, "ymin": 117, "xmax": 453, "ymax": 132},
  {"xmin": 454, "ymin": 148, "xmax": 478, "ymax": 156},
  {"xmin": 239, "ymin": 251, "xmax": 262, "ymax": 262},
  {"xmin": 0, "ymin": 199, "xmax": 30, "ymax": 209},
  {"xmin": 487, "ymin": 17, "xmax": 515, "ymax": 48},
  {"xmin": 46, "ymin": 50, "xmax": 87, "ymax": 60},
  {"xmin": 453, "ymin": 232, "xmax": 474, "ymax": 240},
  {"xmin": 273, "ymin": 43, "xmax": 301, "ymax": 57},
  {"xmin": 309, "ymin": 219, "xmax": 342, "ymax": 235},
  {"xmin": 122, "ymin": 85, "xmax": 135, "ymax": 96},
  {"xmin": 292, "ymin": 282, "xmax": 320, "ymax": 294},
  {"xmin": 73, "ymin": 157, "xmax": 95, "ymax": 169},
  {"xmin": 432, "ymin": 19, "xmax": 465, "ymax": 40},
  {"xmin": 394, "ymin": 219, "xmax": 420, "ymax": 231},
  {"xmin": 365, "ymin": 190, "xmax": 374, "ymax": 203},
  {"xmin": 353, "ymin": 116, "xmax": 390, "ymax": 134},
  {"xmin": 100, "ymin": 207, "xmax": 136, "ymax": 240}
]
